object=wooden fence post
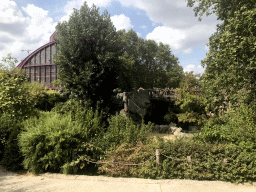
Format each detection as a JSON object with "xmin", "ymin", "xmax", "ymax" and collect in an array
[
  {"xmin": 156, "ymin": 149, "xmax": 160, "ymax": 167},
  {"xmin": 72, "ymin": 150, "xmax": 78, "ymax": 174},
  {"xmin": 187, "ymin": 156, "xmax": 192, "ymax": 163},
  {"xmin": 187, "ymin": 156, "xmax": 192, "ymax": 169},
  {"xmin": 111, "ymin": 159, "xmax": 115, "ymax": 176}
]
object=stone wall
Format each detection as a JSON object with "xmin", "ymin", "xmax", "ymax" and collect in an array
[{"xmin": 119, "ymin": 87, "xmax": 176, "ymax": 120}]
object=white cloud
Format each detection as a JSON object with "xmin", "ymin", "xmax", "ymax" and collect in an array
[
  {"xmin": 0, "ymin": 0, "xmax": 25, "ymax": 24},
  {"xmin": 183, "ymin": 48, "xmax": 192, "ymax": 54},
  {"xmin": 118, "ymin": 0, "xmax": 222, "ymax": 53},
  {"xmin": 140, "ymin": 25, "xmax": 147, "ymax": 29},
  {"xmin": 146, "ymin": 26, "xmax": 186, "ymax": 51},
  {"xmin": 184, "ymin": 64, "xmax": 205, "ymax": 75},
  {"xmin": 0, "ymin": 0, "xmax": 56, "ymax": 64},
  {"xmin": 22, "ymin": 4, "xmax": 57, "ymax": 43},
  {"xmin": 145, "ymin": 23, "xmax": 217, "ymax": 52},
  {"xmin": 111, "ymin": 14, "xmax": 133, "ymax": 31},
  {"xmin": 137, "ymin": 32, "xmax": 142, "ymax": 37},
  {"xmin": 60, "ymin": 0, "xmax": 112, "ymax": 22}
]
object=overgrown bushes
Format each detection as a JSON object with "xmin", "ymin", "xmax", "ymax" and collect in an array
[
  {"xmin": 18, "ymin": 99, "xmax": 153, "ymax": 175},
  {"xmin": 193, "ymin": 103, "xmax": 256, "ymax": 150},
  {"xmin": 0, "ymin": 68, "xmax": 42, "ymax": 170},
  {"xmin": 101, "ymin": 113, "xmax": 153, "ymax": 152},
  {"xmin": 18, "ymin": 108, "xmax": 104, "ymax": 175},
  {"xmin": 98, "ymin": 134, "xmax": 256, "ymax": 184},
  {"xmin": 35, "ymin": 91, "xmax": 67, "ymax": 111},
  {"xmin": 97, "ymin": 102, "xmax": 256, "ymax": 184}
]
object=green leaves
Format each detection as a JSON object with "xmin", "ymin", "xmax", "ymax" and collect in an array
[
  {"xmin": 118, "ymin": 29, "xmax": 183, "ymax": 91},
  {"xmin": 173, "ymin": 72, "xmax": 209, "ymax": 126},
  {"xmin": 55, "ymin": 2, "xmax": 121, "ymax": 113},
  {"xmin": 200, "ymin": 5, "xmax": 256, "ymax": 117}
]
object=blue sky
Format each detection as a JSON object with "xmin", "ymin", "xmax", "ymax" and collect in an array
[{"xmin": 1, "ymin": 0, "xmax": 223, "ymax": 75}]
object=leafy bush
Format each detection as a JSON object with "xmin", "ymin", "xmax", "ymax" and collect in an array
[
  {"xmin": 100, "ymin": 113, "xmax": 153, "ymax": 152},
  {"xmin": 98, "ymin": 137, "xmax": 161, "ymax": 178},
  {"xmin": 99, "ymin": 134, "xmax": 256, "ymax": 184},
  {"xmin": 18, "ymin": 107, "xmax": 104, "ymax": 175},
  {"xmin": 35, "ymin": 91, "xmax": 67, "ymax": 111},
  {"xmin": 0, "ymin": 63, "xmax": 42, "ymax": 169},
  {"xmin": 193, "ymin": 103, "xmax": 256, "ymax": 151},
  {"xmin": 0, "ymin": 123, "xmax": 24, "ymax": 171}
]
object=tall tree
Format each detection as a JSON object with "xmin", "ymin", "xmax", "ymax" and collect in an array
[
  {"xmin": 186, "ymin": 1, "xmax": 256, "ymax": 117},
  {"xmin": 54, "ymin": 2, "xmax": 122, "ymax": 113},
  {"xmin": 117, "ymin": 29, "xmax": 183, "ymax": 92},
  {"xmin": 185, "ymin": 0, "xmax": 256, "ymax": 22},
  {"xmin": 203, "ymin": 5, "xmax": 256, "ymax": 116}
]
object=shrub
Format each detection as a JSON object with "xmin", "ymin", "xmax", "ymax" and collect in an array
[
  {"xmin": 35, "ymin": 91, "xmax": 67, "ymax": 111},
  {"xmin": 0, "ymin": 65, "xmax": 42, "ymax": 169},
  {"xmin": 0, "ymin": 123, "xmax": 24, "ymax": 171},
  {"xmin": 193, "ymin": 103, "xmax": 256, "ymax": 151},
  {"xmin": 97, "ymin": 137, "xmax": 162, "ymax": 178},
  {"xmin": 18, "ymin": 107, "xmax": 104, "ymax": 175},
  {"xmin": 100, "ymin": 113, "xmax": 153, "ymax": 153},
  {"xmin": 98, "ymin": 134, "xmax": 256, "ymax": 184}
]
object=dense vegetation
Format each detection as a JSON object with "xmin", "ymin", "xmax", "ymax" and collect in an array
[{"xmin": 0, "ymin": 0, "xmax": 255, "ymax": 185}]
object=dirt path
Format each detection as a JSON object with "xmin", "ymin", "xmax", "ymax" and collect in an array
[{"xmin": 1, "ymin": 165, "xmax": 256, "ymax": 192}]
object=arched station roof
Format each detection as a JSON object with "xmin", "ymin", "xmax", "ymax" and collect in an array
[
  {"xmin": 17, "ymin": 31, "xmax": 58, "ymax": 88},
  {"xmin": 17, "ymin": 31, "xmax": 57, "ymax": 69}
]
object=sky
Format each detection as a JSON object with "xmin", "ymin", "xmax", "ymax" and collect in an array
[{"xmin": 0, "ymin": 0, "xmax": 223, "ymax": 75}]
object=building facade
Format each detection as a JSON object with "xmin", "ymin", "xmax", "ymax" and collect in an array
[{"xmin": 17, "ymin": 32, "xmax": 58, "ymax": 88}]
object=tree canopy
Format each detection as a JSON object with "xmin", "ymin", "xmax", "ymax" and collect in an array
[
  {"xmin": 201, "ymin": 5, "xmax": 256, "ymax": 116},
  {"xmin": 55, "ymin": 1, "xmax": 184, "ymax": 114},
  {"xmin": 185, "ymin": 0, "xmax": 256, "ymax": 22},
  {"xmin": 186, "ymin": 1, "xmax": 256, "ymax": 117},
  {"xmin": 117, "ymin": 29, "xmax": 183, "ymax": 92},
  {"xmin": 54, "ymin": 2, "xmax": 122, "ymax": 113}
]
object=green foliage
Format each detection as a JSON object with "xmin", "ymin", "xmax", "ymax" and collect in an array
[
  {"xmin": 18, "ymin": 108, "xmax": 104, "ymax": 175},
  {"xmin": 99, "ymin": 133, "xmax": 256, "ymax": 184},
  {"xmin": 173, "ymin": 72, "xmax": 209, "ymax": 126},
  {"xmin": 35, "ymin": 91, "xmax": 67, "ymax": 111},
  {"xmin": 0, "ymin": 69, "xmax": 43, "ymax": 122},
  {"xmin": 0, "ymin": 123, "xmax": 24, "ymax": 171},
  {"xmin": 185, "ymin": 0, "xmax": 256, "ymax": 21},
  {"xmin": 191, "ymin": 3, "xmax": 256, "ymax": 117},
  {"xmin": 117, "ymin": 29, "xmax": 183, "ymax": 92},
  {"xmin": 0, "ymin": 53, "xmax": 18, "ymax": 71},
  {"xmin": 100, "ymin": 113, "xmax": 153, "ymax": 152},
  {"xmin": 54, "ymin": 2, "xmax": 122, "ymax": 114},
  {"xmin": 0, "ymin": 54, "xmax": 43, "ymax": 168},
  {"xmin": 193, "ymin": 103, "xmax": 256, "ymax": 152}
]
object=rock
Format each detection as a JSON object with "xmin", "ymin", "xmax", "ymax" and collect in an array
[
  {"xmin": 174, "ymin": 128, "xmax": 183, "ymax": 135},
  {"xmin": 169, "ymin": 122, "xmax": 176, "ymax": 127}
]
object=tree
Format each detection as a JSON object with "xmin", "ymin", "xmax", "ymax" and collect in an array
[
  {"xmin": 201, "ymin": 5, "xmax": 256, "ymax": 117},
  {"xmin": 0, "ymin": 53, "xmax": 17, "ymax": 71},
  {"xmin": 173, "ymin": 71, "xmax": 209, "ymax": 127},
  {"xmin": 117, "ymin": 29, "xmax": 183, "ymax": 92},
  {"xmin": 186, "ymin": 1, "xmax": 256, "ymax": 117},
  {"xmin": 185, "ymin": 0, "xmax": 256, "ymax": 22},
  {"xmin": 54, "ymin": 2, "xmax": 123, "ymax": 114}
]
